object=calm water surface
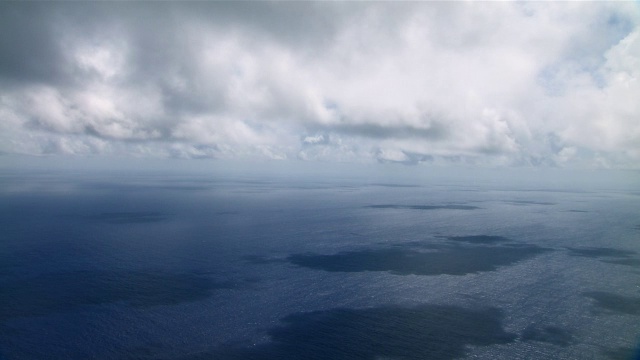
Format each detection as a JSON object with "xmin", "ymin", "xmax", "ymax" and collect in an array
[{"xmin": 1, "ymin": 171, "xmax": 639, "ymax": 359}]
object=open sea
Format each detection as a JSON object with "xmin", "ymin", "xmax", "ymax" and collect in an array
[{"xmin": 1, "ymin": 168, "xmax": 639, "ymax": 359}]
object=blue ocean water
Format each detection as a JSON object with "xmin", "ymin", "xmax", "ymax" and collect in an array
[{"xmin": 1, "ymin": 169, "xmax": 639, "ymax": 359}]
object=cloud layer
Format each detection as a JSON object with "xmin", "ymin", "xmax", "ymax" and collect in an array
[{"xmin": 1, "ymin": 2, "xmax": 639, "ymax": 167}]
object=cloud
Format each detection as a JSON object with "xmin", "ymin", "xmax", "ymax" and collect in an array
[{"xmin": 1, "ymin": 2, "xmax": 639, "ymax": 167}]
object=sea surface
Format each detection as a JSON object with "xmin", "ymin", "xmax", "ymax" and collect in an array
[{"xmin": 1, "ymin": 169, "xmax": 639, "ymax": 359}]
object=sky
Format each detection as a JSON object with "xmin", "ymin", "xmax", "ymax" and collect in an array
[{"xmin": 1, "ymin": 2, "xmax": 640, "ymax": 170}]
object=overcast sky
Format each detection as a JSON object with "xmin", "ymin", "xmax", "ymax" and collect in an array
[{"xmin": 1, "ymin": 2, "xmax": 639, "ymax": 169}]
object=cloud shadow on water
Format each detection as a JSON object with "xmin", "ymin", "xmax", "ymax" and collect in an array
[
  {"xmin": 288, "ymin": 244, "xmax": 550, "ymax": 276},
  {"xmin": 567, "ymin": 247, "xmax": 640, "ymax": 268},
  {"xmin": 445, "ymin": 235, "xmax": 510, "ymax": 244},
  {"xmin": 87, "ymin": 212, "xmax": 168, "ymax": 224},
  {"xmin": 583, "ymin": 291, "xmax": 640, "ymax": 315},
  {"xmin": 601, "ymin": 346, "xmax": 640, "ymax": 360},
  {"xmin": 601, "ymin": 258, "xmax": 640, "ymax": 267},
  {"xmin": 190, "ymin": 304, "xmax": 516, "ymax": 360},
  {"xmin": 566, "ymin": 247, "xmax": 637, "ymax": 259},
  {"xmin": 369, "ymin": 183, "xmax": 421, "ymax": 188},
  {"xmin": 0, "ymin": 271, "xmax": 231, "ymax": 321},
  {"xmin": 504, "ymin": 200, "xmax": 556, "ymax": 206},
  {"xmin": 520, "ymin": 325, "xmax": 575, "ymax": 346},
  {"xmin": 366, "ymin": 204, "xmax": 481, "ymax": 210}
]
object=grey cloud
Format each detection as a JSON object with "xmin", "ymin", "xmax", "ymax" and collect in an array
[
  {"xmin": 0, "ymin": 3, "xmax": 65, "ymax": 84},
  {"xmin": 0, "ymin": 2, "xmax": 360, "ymax": 81},
  {"xmin": 183, "ymin": 2, "xmax": 362, "ymax": 49}
]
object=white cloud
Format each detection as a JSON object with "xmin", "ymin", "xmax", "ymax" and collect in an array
[
  {"xmin": 1, "ymin": 2, "xmax": 639, "ymax": 168},
  {"xmin": 303, "ymin": 135, "xmax": 327, "ymax": 145}
]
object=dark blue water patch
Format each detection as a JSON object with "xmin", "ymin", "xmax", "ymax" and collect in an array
[
  {"xmin": 520, "ymin": 325, "xmax": 574, "ymax": 346},
  {"xmin": 369, "ymin": 183, "xmax": 421, "ymax": 188},
  {"xmin": 602, "ymin": 345, "xmax": 640, "ymax": 360},
  {"xmin": 565, "ymin": 210, "xmax": 589, "ymax": 213},
  {"xmin": 288, "ymin": 244, "xmax": 551, "ymax": 276},
  {"xmin": 601, "ymin": 258, "xmax": 640, "ymax": 267},
  {"xmin": 162, "ymin": 185, "xmax": 212, "ymax": 191},
  {"xmin": 566, "ymin": 247, "xmax": 637, "ymax": 259},
  {"xmin": 285, "ymin": 184, "xmax": 363, "ymax": 191},
  {"xmin": 509, "ymin": 189, "xmax": 589, "ymax": 194},
  {"xmin": 366, "ymin": 204, "xmax": 481, "ymax": 210},
  {"xmin": 584, "ymin": 291, "xmax": 640, "ymax": 315},
  {"xmin": 504, "ymin": 200, "xmax": 556, "ymax": 206},
  {"xmin": 0, "ymin": 271, "xmax": 231, "ymax": 321},
  {"xmin": 390, "ymin": 240, "xmax": 446, "ymax": 249},
  {"xmin": 566, "ymin": 247, "xmax": 640, "ymax": 268},
  {"xmin": 86, "ymin": 212, "xmax": 168, "ymax": 224},
  {"xmin": 242, "ymin": 255, "xmax": 287, "ymax": 265},
  {"xmin": 186, "ymin": 304, "xmax": 516, "ymax": 360},
  {"xmin": 445, "ymin": 235, "xmax": 510, "ymax": 244},
  {"xmin": 77, "ymin": 181, "xmax": 214, "ymax": 193}
]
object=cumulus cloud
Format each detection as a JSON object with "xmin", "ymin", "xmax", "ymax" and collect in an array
[{"xmin": 1, "ymin": 2, "xmax": 639, "ymax": 167}]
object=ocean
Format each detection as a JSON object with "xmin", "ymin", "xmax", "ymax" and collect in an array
[{"xmin": 1, "ymin": 168, "xmax": 639, "ymax": 359}]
